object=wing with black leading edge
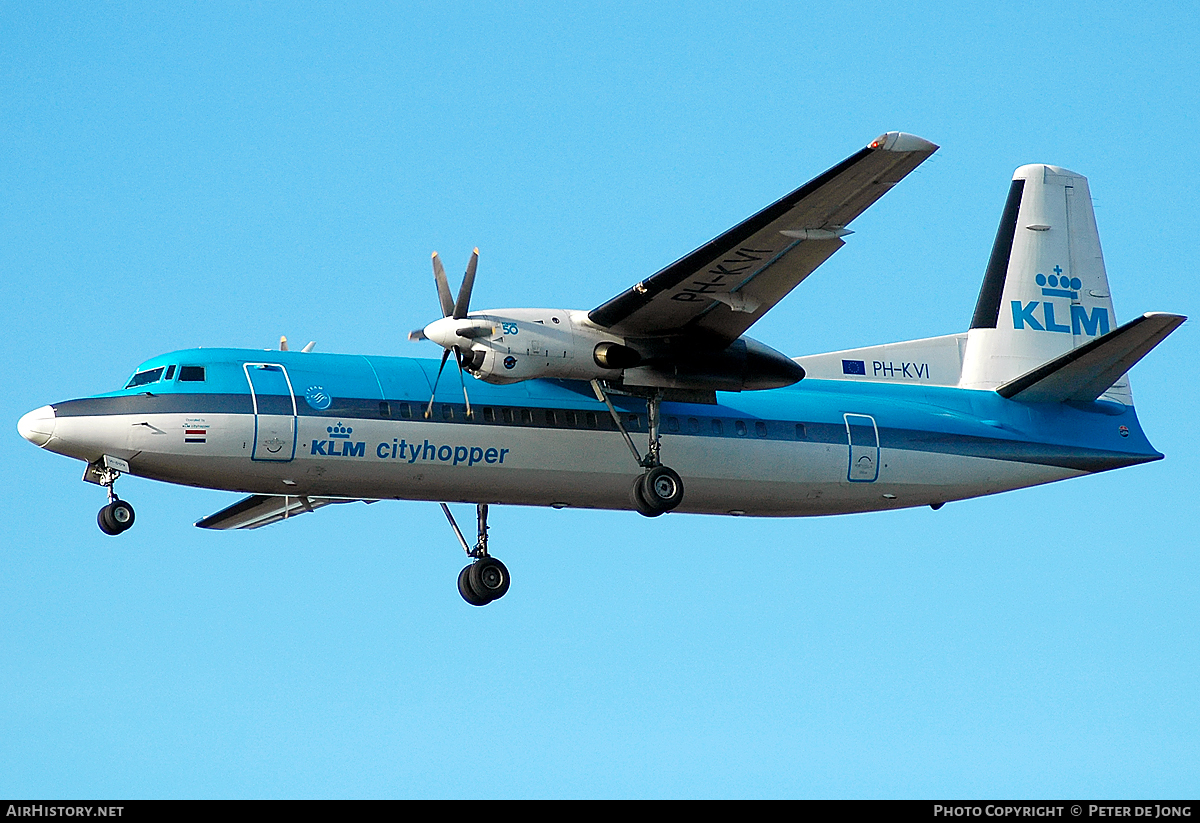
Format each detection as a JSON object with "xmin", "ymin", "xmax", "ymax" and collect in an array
[
  {"xmin": 588, "ymin": 132, "xmax": 938, "ymax": 344},
  {"xmin": 195, "ymin": 494, "xmax": 367, "ymax": 529}
]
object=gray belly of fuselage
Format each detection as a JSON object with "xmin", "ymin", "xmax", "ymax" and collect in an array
[{"xmin": 46, "ymin": 411, "xmax": 1078, "ymax": 517}]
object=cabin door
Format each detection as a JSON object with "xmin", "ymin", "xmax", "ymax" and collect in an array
[
  {"xmin": 244, "ymin": 363, "xmax": 298, "ymax": 462},
  {"xmin": 844, "ymin": 413, "xmax": 879, "ymax": 482}
]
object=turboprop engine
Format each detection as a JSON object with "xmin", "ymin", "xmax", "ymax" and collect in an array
[
  {"xmin": 423, "ymin": 307, "xmax": 643, "ymax": 385},
  {"xmin": 410, "ymin": 251, "xmax": 804, "ymax": 400}
]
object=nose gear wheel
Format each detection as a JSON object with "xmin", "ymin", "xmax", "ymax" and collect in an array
[{"xmin": 98, "ymin": 499, "xmax": 136, "ymax": 535}]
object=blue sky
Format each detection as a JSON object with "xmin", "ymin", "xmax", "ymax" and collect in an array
[{"xmin": 3, "ymin": 1, "xmax": 1198, "ymax": 798}]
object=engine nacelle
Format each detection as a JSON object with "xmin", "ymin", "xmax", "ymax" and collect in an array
[
  {"xmin": 424, "ymin": 308, "xmax": 803, "ymax": 392},
  {"xmin": 452, "ymin": 309, "xmax": 628, "ymax": 385},
  {"xmin": 621, "ymin": 337, "xmax": 805, "ymax": 393}
]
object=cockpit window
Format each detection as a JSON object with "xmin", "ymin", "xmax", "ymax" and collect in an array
[
  {"xmin": 178, "ymin": 366, "xmax": 206, "ymax": 382},
  {"xmin": 164, "ymin": 365, "xmax": 176, "ymax": 380},
  {"xmin": 125, "ymin": 367, "xmax": 164, "ymax": 389}
]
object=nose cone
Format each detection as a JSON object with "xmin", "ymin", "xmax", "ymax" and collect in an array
[
  {"xmin": 423, "ymin": 316, "xmax": 493, "ymax": 349},
  {"xmin": 423, "ymin": 317, "xmax": 457, "ymax": 349},
  {"xmin": 18, "ymin": 405, "xmax": 56, "ymax": 447}
]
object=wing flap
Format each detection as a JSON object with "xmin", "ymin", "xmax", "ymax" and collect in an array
[
  {"xmin": 588, "ymin": 132, "xmax": 938, "ymax": 343},
  {"xmin": 195, "ymin": 494, "xmax": 364, "ymax": 530},
  {"xmin": 996, "ymin": 312, "xmax": 1185, "ymax": 403}
]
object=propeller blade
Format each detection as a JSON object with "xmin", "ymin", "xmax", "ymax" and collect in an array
[
  {"xmin": 279, "ymin": 335, "xmax": 289, "ymax": 351},
  {"xmin": 432, "ymin": 252, "xmax": 455, "ymax": 318},
  {"xmin": 452, "ymin": 248, "xmax": 479, "ymax": 320},
  {"xmin": 300, "ymin": 341, "xmax": 316, "ymax": 353},
  {"xmin": 453, "ymin": 347, "xmax": 474, "ymax": 418},
  {"xmin": 424, "ymin": 348, "xmax": 452, "ymax": 419},
  {"xmin": 408, "ymin": 328, "xmax": 428, "ymax": 341}
]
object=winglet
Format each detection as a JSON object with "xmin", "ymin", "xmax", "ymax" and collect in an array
[
  {"xmin": 869, "ymin": 132, "xmax": 939, "ymax": 153},
  {"xmin": 996, "ymin": 312, "xmax": 1185, "ymax": 403}
]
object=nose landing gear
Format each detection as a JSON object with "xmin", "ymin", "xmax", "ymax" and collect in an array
[
  {"xmin": 85, "ymin": 456, "xmax": 136, "ymax": 535},
  {"xmin": 442, "ymin": 502, "xmax": 510, "ymax": 606}
]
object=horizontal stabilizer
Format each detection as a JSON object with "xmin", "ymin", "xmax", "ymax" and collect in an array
[
  {"xmin": 996, "ymin": 313, "xmax": 1185, "ymax": 403},
  {"xmin": 195, "ymin": 494, "xmax": 364, "ymax": 530}
]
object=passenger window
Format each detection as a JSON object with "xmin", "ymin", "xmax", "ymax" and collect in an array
[
  {"xmin": 795, "ymin": 423, "xmax": 807, "ymax": 440},
  {"xmin": 520, "ymin": 409, "xmax": 533, "ymax": 424},
  {"xmin": 712, "ymin": 419, "xmax": 723, "ymax": 435},
  {"xmin": 585, "ymin": 411, "xmax": 597, "ymax": 428},
  {"xmin": 667, "ymin": 417, "xmax": 680, "ymax": 433},
  {"xmin": 755, "ymin": 421, "xmax": 768, "ymax": 438},
  {"xmin": 735, "ymin": 420, "xmax": 747, "ymax": 437},
  {"xmin": 564, "ymin": 410, "xmax": 576, "ymax": 427},
  {"xmin": 546, "ymin": 410, "xmax": 558, "ymax": 426},
  {"xmin": 483, "ymin": 407, "xmax": 495, "ymax": 423},
  {"xmin": 178, "ymin": 366, "xmax": 206, "ymax": 382},
  {"xmin": 442, "ymin": 405, "xmax": 454, "ymax": 420},
  {"xmin": 687, "ymin": 417, "xmax": 699, "ymax": 434},
  {"xmin": 379, "ymin": 401, "xmax": 392, "ymax": 418},
  {"xmin": 502, "ymin": 408, "xmax": 514, "ymax": 423},
  {"xmin": 398, "ymin": 402, "xmax": 412, "ymax": 419}
]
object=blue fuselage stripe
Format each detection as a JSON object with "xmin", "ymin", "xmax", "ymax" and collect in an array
[{"xmin": 56, "ymin": 346, "xmax": 1162, "ymax": 474}]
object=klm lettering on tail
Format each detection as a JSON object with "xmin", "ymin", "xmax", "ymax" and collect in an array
[{"xmin": 1011, "ymin": 301, "xmax": 1111, "ymax": 336}]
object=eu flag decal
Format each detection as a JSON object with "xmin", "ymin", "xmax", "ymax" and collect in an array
[{"xmin": 842, "ymin": 360, "xmax": 866, "ymax": 375}]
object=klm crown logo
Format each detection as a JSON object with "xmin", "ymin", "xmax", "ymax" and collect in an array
[
  {"xmin": 310, "ymin": 423, "xmax": 364, "ymax": 458},
  {"xmin": 1011, "ymin": 264, "xmax": 1109, "ymax": 337},
  {"xmin": 1036, "ymin": 265, "xmax": 1082, "ymax": 298}
]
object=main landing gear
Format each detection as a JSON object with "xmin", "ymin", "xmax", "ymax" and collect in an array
[
  {"xmin": 442, "ymin": 502, "xmax": 510, "ymax": 606},
  {"xmin": 87, "ymin": 458, "xmax": 136, "ymax": 535},
  {"xmin": 591, "ymin": 382, "xmax": 685, "ymax": 517}
]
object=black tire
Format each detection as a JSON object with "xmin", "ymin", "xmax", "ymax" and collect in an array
[
  {"xmin": 97, "ymin": 504, "xmax": 120, "ymax": 535},
  {"xmin": 629, "ymin": 474, "xmax": 664, "ymax": 517},
  {"xmin": 458, "ymin": 564, "xmax": 491, "ymax": 606},
  {"xmin": 469, "ymin": 556, "xmax": 511, "ymax": 601},
  {"xmin": 642, "ymin": 466, "xmax": 684, "ymax": 512},
  {"xmin": 109, "ymin": 500, "xmax": 135, "ymax": 532}
]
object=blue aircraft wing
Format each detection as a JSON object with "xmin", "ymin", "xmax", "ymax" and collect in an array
[
  {"xmin": 195, "ymin": 494, "xmax": 369, "ymax": 530},
  {"xmin": 588, "ymin": 132, "xmax": 938, "ymax": 345}
]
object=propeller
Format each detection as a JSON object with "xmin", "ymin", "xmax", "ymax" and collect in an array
[{"xmin": 411, "ymin": 249, "xmax": 484, "ymax": 418}]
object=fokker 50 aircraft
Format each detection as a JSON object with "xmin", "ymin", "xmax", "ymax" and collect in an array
[{"xmin": 18, "ymin": 132, "xmax": 1184, "ymax": 605}]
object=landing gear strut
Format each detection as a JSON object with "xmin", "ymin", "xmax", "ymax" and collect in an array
[
  {"xmin": 87, "ymin": 458, "xmax": 136, "ymax": 535},
  {"xmin": 442, "ymin": 503, "xmax": 510, "ymax": 606},
  {"xmin": 592, "ymin": 382, "xmax": 685, "ymax": 517}
]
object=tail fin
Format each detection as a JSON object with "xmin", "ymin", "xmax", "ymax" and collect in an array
[{"xmin": 960, "ymin": 164, "xmax": 1127, "ymax": 399}]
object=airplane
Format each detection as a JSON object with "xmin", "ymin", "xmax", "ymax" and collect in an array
[{"xmin": 18, "ymin": 131, "xmax": 1185, "ymax": 606}]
